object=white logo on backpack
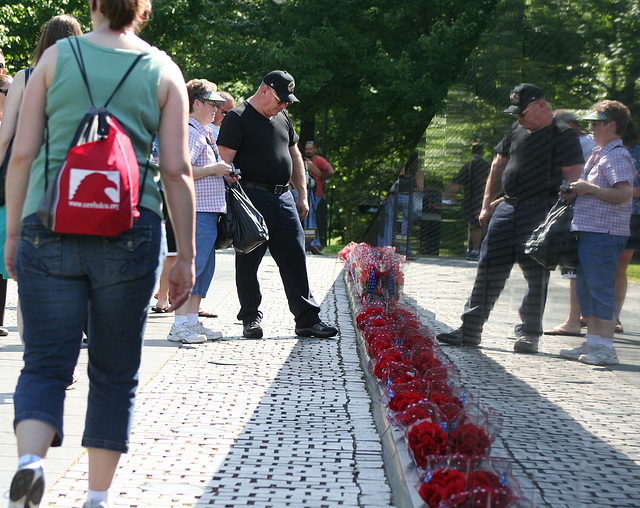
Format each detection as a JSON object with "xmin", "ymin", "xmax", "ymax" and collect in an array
[{"xmin": 69, "ymin": 169, "xmax": 121, "ymax": 208}]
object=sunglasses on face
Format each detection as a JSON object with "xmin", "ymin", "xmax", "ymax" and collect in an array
[
  {"xmin": 267, "ymin": 86, "xmax": 291, "ymax": 106},
  {"xmin": 516, "ymin": 100, "xmax": 539, "ymax": 119},
  {"xmin": 0, "ymin": 89, "xmax": 8, "ymax": 96}
]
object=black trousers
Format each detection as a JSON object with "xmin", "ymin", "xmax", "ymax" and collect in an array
[
  {"xmin": 235, "ymin": 187, "xmax": 320, "ymax": 328},
  {"xmin": 462, "ymin": 201, "xmax": 550, "ymax": 337}
]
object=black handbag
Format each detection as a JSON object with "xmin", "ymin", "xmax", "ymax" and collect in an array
[
  {"xmin": 215, "ymin": 182, "xmax": 269, "ymax": 254},
  {"xmin": 525, "ymin": 197, "xmax": 578, "ymax": 270},
  {"xmin": 215, "ymin": 184, "xmax": 235, "ymax": 250}
]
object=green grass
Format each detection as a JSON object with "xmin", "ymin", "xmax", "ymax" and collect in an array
[{"xmin": 628, "ymin": 262, "xmax": 640, "ymax": 282}]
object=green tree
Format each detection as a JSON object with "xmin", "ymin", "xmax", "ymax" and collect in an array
[{"xmin": 0, "ymin": 0, "xmax": 89, "ymax": 71}]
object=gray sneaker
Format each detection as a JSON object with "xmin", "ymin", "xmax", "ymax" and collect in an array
[
  {"xmin": 513, "ymin": 336, "xmax": 538, "ymax": 354},
  {"xmin": 167, "ymin": 323, "xmax": 206, "ymax": 344},
  {"xmin": 191, "ymin": 321, "xmax": 223, "ymax": 341},
  {"xmin": 579, "ymin": 345, "xmax": 620, "ymax": 366},
  {"xmin": 559, "ymin": 341, "xmax": 593, "ymax": 360}
]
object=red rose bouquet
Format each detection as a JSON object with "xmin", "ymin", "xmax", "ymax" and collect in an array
[
  {"xmin": 453, "ymin": 402, "xmax": 503, "ymax": 445},
  {"xmin": 449, "ymin": 423, "xmax": 492, "ymax": 456},
  {"xmin": 407, "ymin": 419, "xmax": 448, "ymax": 468},
  {"xmin": 429, "ymin": 392, "xmax": 464, "ymax": 422},
  {"xmin": 393, "ymin": 400, "xmax": 443, "ymax": 430},
  {"xmin": 437, "ymin": 457, "xmax": 524, "ymax": 508},
  {"xmin": 380, "ymin": 361, "xmax": 418, "ymax": 385},
  {"xmin": 371, "ymin": 349, "xmax": 406, "ymax": 379},
  {"xmin": 418, "ymin": 468, "xmax": 467, "ymax": 508},
  {"xmin": 385, "ymin": 379, "xmax": 430, "ymax": 412}
]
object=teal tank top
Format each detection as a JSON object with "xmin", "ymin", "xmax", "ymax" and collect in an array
[{"xmin": 23, "ymin": 36, "xmax": 170, "ymax": 220}]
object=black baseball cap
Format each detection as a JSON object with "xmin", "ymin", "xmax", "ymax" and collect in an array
[
  {"xmin": 263, "ymin": 70, "xmax": 299, "ymax": 103},
  {"xmin": 503, "ymin": 83, "xmax": 545, "ymax": 114}
]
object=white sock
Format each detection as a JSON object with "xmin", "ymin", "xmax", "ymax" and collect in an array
[
  {"xmin": 18, "ymin": 454, "xmax": 44, "ymax": 469},
  {"xmin": 187, "ymin": 313, "xmax": 198, "ymax": 326},
  {"xmin": 174, "ymin": 315, "xmax": 188, "ymax": 326},
  {"xmin": 87, "ymin": 488, "xmax": 110, "ymax": 504},
  {"xmin": 599, "ymin": 337, "xmax": 614, "ymax": 349},
  {"xmin": 586, "ymin": 334, "xmax": 600, "ymax": 347}
]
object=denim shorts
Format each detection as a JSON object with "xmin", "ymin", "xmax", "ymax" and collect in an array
[
  {"xmin": 13, "ymin": 210, "xmax": 161, "ymax": 452},
  {"xmin": 576, "ymin": 232, "xmax": 628, "ymax": 321},
  {"xmin": 193, "ymin": 211, "xmax": 219, "ymax": 298}
]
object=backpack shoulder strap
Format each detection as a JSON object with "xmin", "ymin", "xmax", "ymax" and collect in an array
[{"xmin": 69, "ymin": 36, "xmax": 146, "ymax": 108}]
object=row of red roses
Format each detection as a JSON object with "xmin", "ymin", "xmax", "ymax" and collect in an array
[{"xmin": 341, "ymin": 245, "xmax": 526, "ymax": 508}]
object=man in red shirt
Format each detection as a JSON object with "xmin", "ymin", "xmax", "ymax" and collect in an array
[{"xmin": 304, "ymin": 141, "xmax": 335, "ymax": 252}]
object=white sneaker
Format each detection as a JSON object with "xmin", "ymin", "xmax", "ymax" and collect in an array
[
  {"xmin": 83, "ymin": 501, "xmax": 113, "ymax": 508},
  {"xmin": 192, "ymin": 321, "xmax": 223, "ymax": 341},
  {"xmin": 559, "ymin": 341, "xmax": 593, "ymax": 360},
  {"xmin": 579, "ymin": 345, "xmax": 620, "ymax": 366},
  {"xmin": 9, "ymin": 463, "xmax": 44, "ymax": 507},
  {"xmin": 167, "ymin": 323, "xmax": 206, "ymax": 344}
]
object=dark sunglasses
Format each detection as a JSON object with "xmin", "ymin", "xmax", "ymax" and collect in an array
[{"xmin": 0, "ymin": 89, "xmax": 8, "ymax": 96}]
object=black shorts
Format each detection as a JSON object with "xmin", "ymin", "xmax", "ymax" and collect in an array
[
  {"xmin": 160, "ymin": 190, "xmax": 177, "ymax": 255},
  {"xmin": 626, "ymin": 214, "xmax": 640, "ymax": 251}
]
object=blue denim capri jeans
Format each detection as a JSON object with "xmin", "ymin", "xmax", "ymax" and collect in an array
[
  {"xmin": 13, "ymin": 210, "xmax": 161, "ymax": 453},
  {"xmin": 192, "ymin": 211, "xmax": 219, "ymax": 298},
  {"xmin": 576, "ymin": 232, "xmax": 628, "ymax": 321}
]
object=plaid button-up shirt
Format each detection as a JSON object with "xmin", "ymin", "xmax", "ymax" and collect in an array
[
  {"xmin": 572, "ymin": 139, "xmax": 634, "ymax": 236},
  {"xmin": 188, "ymin": 120, "xmax": 226, "ymax": 213}
]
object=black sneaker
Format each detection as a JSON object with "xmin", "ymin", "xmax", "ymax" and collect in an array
[
  {"xmin": 243, "ymin": 319, "xmax": 263, "ymax": 339},
  {"xmin": 513, "ymin": 336, "xmax": 539, "ymax": 354},
  {"xmin": 436, "ymin": 327, "xmax": 481, "ymax": 346},
  {"xmin": 295, "ymin": 321, "xmax": 338, "ymax": 338}
]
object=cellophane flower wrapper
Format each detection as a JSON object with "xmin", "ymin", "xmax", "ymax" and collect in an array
[
  {"xmin": 416, "ymin": 455, "xmax": 472, "ymax": 508},
  {"xmin": 451, "ymin": 402, "xmax": 503, "ymax": 446},
  {"xmin": 424, "ymin": 362, "xmax": 462, "ymax": 398},
  {"xmin": 370, "ymin": 347, "xmax": 409, "ymax": 379},
  {"xmin": 437, "ymin": 457, "xmax": 526, "ymax": 508},
  {"xmin": 406, "ymin": 418, "xmax": 450, "ymax": 469},
  {"xmin": 355, "ymin": 303, "xmax": 386, "ymax": 331},
  {"xmin": 410, "ymin": 344, "xmax": 446, "ymax": 377},
  {"xmin": 392, "ymin": 400, "xmax": 444, "ymax": 430},
  {"xmin": 338, "ymin": 241, "xmax": 358, "ymax": 261},
  {"xmin": 384, "ymin": 378, "xmax": 431, "ymax": 412},
  {"xmin": 377, "ymin": 360, "xmax": 419, "ymax": 385}
]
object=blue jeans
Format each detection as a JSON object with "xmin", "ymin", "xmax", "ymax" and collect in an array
[
  {"xmin": 14, "ymin": 210, "xmax": 161, "ymax": 452},
  {"xmin": 462, "ymin": 201, "xmax": 550, "ymax": 337},
  {"xmin": 576, "ymin": 232, "xmax": 628, "ymax": 321},
  {"xmin": 193, "ymin": 211, "xmax": 219, "ymax": 298}
]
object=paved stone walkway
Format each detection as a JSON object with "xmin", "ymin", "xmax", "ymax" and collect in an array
[
  {"xmin": 1, "ymin": 250, "xmax": 639, "ymax": 507},
  {"xmin": 402, "ymin": 257, "xmax": 640, "ymax": 507},
  {"xmin": 1, "ymin": 251, "xmax": 393, "ymax": 507}
]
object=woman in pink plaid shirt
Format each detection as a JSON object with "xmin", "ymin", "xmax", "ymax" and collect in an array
[
  {"xmin": 560, "ymin": 100, "xmax": 635, "ymax": 366},
  {"xmin": 166, "ymin": 79, "xmax": 234, "ymax": 344}
]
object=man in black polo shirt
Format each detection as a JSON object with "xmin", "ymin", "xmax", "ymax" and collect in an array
[
  {"xmin": 437, "ymin": 84, "xmax": 583, "ymax": 353},
  {"xmin": 217, "ymin": 70, "xmax": 338, "ymax": 339}
]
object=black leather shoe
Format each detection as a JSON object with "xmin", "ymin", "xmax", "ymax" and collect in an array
[
  {"xmin": 243, "ymin": 319, "xmax": 263, "ymax": 339},
  {"xmin": 436, "ymin": 327, "xmax": 481, "ymax": 346},
  {"xmin": 513, "ymin": 336, "xmax": 538, "ymax": 354},
  {"xmin": 295, "ymin": 321, "xmax": 338, "ymax": 338}
]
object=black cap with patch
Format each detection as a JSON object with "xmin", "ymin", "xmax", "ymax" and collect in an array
[
  {"xmin": 503, "ymin": 83, "xmax": 545, "ymax": 114},
  {"xmin": 263, "ymin": 70, "xmax": 299, "ymax": 103}
]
